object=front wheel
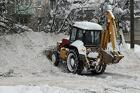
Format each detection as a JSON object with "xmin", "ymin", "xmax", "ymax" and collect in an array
[
  {"xmin": 66, "ymin": 50, "xmax": 83, "ymax": 74},
  {"xmin": 51, "ymin": 51, "xmax": 59, "ymax": 66}
]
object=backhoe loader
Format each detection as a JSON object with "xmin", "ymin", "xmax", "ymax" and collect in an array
[{"xmin": 46, "ymin": 5, "xmax": 124, "ymax": 75}]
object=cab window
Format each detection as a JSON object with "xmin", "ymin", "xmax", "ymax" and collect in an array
[
  {"xmin": 84, "ymin": 31, "xmax": 100, "ymax": 46},
  {"xmin": 76, "ymin": 29, "xmax": 83, "ymax": 40},
  {"xmin": 70, "ymin": 28, "xmax": 77, "ymax": 41}
]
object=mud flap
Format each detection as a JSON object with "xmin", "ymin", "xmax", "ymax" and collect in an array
[{"xmin": 98, "ymin": 49, "xmax": 124, "ymax": 64}]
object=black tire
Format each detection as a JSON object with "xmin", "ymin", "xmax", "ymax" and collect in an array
[
  {"xmin": 66, "ymin": 50, "xmax": 83, "ymax": 74},
  {"xmin": 91, "ymin": 64, "xmax": 106, "ymax": 75},
  {"xmin": 51, "ymin": 51, "xmax": 59, "ymax": 66}
]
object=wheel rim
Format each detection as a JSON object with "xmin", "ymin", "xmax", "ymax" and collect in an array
[
  {"xmin": 51, "ymin": 54, "xmax": 56, "ymax": 64},
  {"xmin": 95, "ymin": 58, "xmax": 103, "ymax": 73},
  {"xmin": 67, "ymin": 53, "xmax": 77, "ymax": 72},
  {"xmin": 95, "ymin": 65, "xmax": 103, "ymax": 73},
  {"xmin": 70, "ymin": 58, "xmax": 75, "ymax": 67}
]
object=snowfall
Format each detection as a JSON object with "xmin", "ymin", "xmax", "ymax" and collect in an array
[{"xmin": 0, "ymin": 29, "xmax": 140, "ymax": 93}]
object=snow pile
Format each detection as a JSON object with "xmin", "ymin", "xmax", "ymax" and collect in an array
[
  {"xmin": 0, "ymin": 31, "xmax": 67, "ymax": 77},
  {"xmin": 128, "ymin": 44, "xmax": 140, "ymax": 54}
]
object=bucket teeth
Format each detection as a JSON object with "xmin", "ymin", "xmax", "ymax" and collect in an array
[{"xmin": 113, "ymin": 54, "xmax": 124, "ymax": 63}]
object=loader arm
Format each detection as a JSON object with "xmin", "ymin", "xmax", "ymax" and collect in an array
[
  {"xmin": 101, "ymin": 10, "xmax": 117, "ymax": 50},
  {"xmin": 100, "ymin": 10, "xmax": 124, "ymax": 64}
]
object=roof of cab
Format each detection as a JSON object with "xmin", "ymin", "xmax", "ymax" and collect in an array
[{"xmin": 73, "ymin": 21, "xmax": 103, "ymax": 31}]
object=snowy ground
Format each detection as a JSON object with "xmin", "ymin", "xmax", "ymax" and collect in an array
[{"xmin": 0, "ymin": 31, "xmax": 140, "ymax": 93}]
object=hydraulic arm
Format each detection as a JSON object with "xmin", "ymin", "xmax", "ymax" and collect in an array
[{"xmin": 100, "ymin": 10, "xmax": 124, "ymax": 64}]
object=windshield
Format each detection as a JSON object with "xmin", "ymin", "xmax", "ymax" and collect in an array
[
  {"xmin": 84, "ymin": 31, "xmax": 100, "ymax": 46},
  {"xmin": 70, "ymin": 28, "xmax": 101, "ymax": 46}
]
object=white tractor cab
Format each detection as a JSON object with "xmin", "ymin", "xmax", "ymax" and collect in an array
[{"xmin": 48, "ymin": 21, "xmax": 107, "ymax": 75}]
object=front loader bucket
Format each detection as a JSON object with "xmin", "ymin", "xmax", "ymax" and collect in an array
[
  {"xmin": 44, "ymin": 49, "xmax": 53, "ymax": 61},
  {"xmin": 44, "ymin": 45, "xmax": 57, "ymax": 61},
  {"xmin": 99, "ymin": 49, "xmax": 124, "ymax": 64}
]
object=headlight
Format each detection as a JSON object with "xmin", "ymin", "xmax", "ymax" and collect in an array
[{"xmin": 82, "ymin": 48, "xmax": 86, "ymax": 52}]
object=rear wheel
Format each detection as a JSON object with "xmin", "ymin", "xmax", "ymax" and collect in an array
[
  {"xmin": 66, "ymin": 50, "xmax": 83, "ymax": 74},
  {"xmin": 51, "ymin": 51, "xmax": 59, "ymax": 66},
  {"xmin": 91, "ymin": 53, "xmax": 106, "ymax": 75},
  {"xmin": 91, "ymin": 64, "xmax": 106, "ymax": 75}
]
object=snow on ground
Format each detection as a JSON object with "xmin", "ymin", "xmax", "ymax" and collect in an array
[
  {"xmin": 0, "ymin": 85, "xmax": 88, "ymax": 93},
  {"xmin": 0, "ymin": 31, "xmax": 140, "ymax": 93}
]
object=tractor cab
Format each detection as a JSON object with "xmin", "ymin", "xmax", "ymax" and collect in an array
[{"xmin": 69, "ymin": 21, "xmax": 103, "ymax": 47}]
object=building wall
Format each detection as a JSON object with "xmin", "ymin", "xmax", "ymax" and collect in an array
[
  {"xmin": 125, "ymin": 18, "xmax": 140, "ymax": 44},
  {"xmin": 134, "ymin": 18, "xmax": 140, "ymax": 43},
  {"xmin": 135, "ymin": 18, "xmax": 140, "ymax": 32}
]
